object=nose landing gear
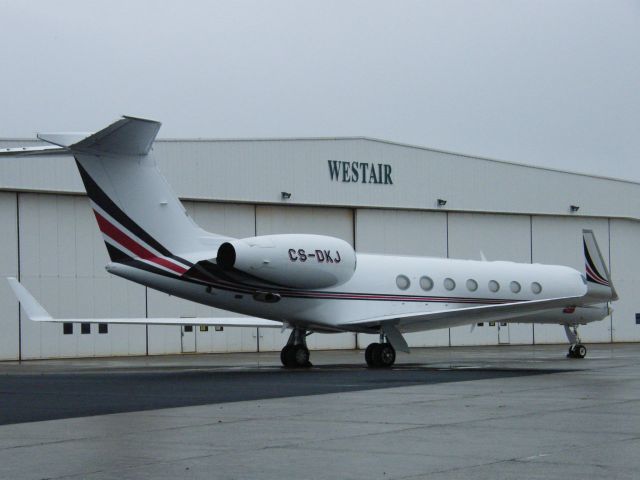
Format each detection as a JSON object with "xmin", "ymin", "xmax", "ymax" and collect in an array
[
  {"xmin": 564, "ymin": 324, "xmax": 587, "ymax": 359},
  {"xmin": 568, "ymin": 343, "xmax": 587, "ymax": 359}
]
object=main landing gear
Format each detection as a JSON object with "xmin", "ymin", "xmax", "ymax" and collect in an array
[
  {"xmin": 365, "ymin": 334, "xmax": 396, "ymax": 368},
  {"xmin": 280, "ymin": 327, "xmax": 312, "ymax": 368},
  {"xmin": 564, "ymin": 324, "xmax": 587, "ymax": 359}
]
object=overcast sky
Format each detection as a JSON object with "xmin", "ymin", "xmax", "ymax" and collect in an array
[{"xmin": 1, "ymin": 1, "xmax": 638, "ymax": 181}]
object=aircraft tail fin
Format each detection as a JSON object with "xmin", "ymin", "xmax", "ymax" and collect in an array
[
  {"xmin": 28, "ymin": 116, "xmax": 228, "ymax": 275},
  {"xmin": 583, "ymin": 230, "xmax": 618, "ymax": 302}
]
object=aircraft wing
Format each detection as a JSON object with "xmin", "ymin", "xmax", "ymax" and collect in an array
[
  {"xmin": 7, "ymin": 278, "xmax": 281, "ymax": 328},
  {"xmin": 338, "ymin": 295, "xmax": 586, "ymax": 332}
]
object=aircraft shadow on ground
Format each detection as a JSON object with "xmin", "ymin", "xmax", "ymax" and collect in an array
[{"xmin": 0, "ymin": 365, "xmax": 572, "ymax": 425}]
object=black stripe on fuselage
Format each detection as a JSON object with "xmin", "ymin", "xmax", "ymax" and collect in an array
[{"xmin": 74, "ymin": 159, "xmax": 193, "ymax": 269}]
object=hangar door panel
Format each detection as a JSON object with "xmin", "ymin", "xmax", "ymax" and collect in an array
[
  {"xmin": 147, "ymin": 202, "xmax": 258, "ymax": 354},
  {"xmin": 448, "ymin": 213, "xmax": 533, "ymax": 346},
  {"xmin": 610, "ymin": 219, "xmax": 640, "ymax": 342},
  {"xmin": 531, "ymin": 216, "xmax": 611, "ymax": 344},
  {"xmin": 18, "ymin": 193, "xmax": 147, "ymax": 359},
  {"xmin": 355, "ymin": 209, "xmax": 449, "ymax": 348},
  {"xmin": 0, "ymin": 193, "xmax": 19, "ymax": 360},
  {"xmin": 256, "ymin": 205, "xmax": 355, "ymax": 351}
]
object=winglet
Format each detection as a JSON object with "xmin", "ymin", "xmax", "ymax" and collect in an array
[
  {"xmin": 6, "ymin": 278, "xmax": 52, "ymax": 321},
  {"xmin": 582, "ymin": 230, "xmax": 618, "ymax": 302}
]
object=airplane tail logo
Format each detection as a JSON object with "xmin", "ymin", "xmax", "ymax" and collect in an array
[
  {"xmin": 582, "ymin": 229, "xmax": 618, "ymax": 301},
  {"xmin": 583, "ymin": 239, "xmax": 609, "ymax": 287},
  {"xmin": 76, "ymin": 160, "xmax": 192, "ymax": 275}
]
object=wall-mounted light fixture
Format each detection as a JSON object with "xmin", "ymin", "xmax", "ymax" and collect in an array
[
  {"xmin": 570, "ymin": 205, "xmax": 580, "ymax": 213},
  {"xmin": 281, "ymin": 191, "xmax": 292, "ymax": 200},
  {"xmin": 437, "ymin": 198, "xmax": 447, "ymax": 207}
]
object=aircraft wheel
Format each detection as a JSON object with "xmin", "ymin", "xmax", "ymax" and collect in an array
[
  {"xmin": 281, "ymin": 345, "xmax": 294, "ymax": 367},
  {"xmin": 365, "ymin": 343, "xmax": 377, "ymax": 367},
  {"xmin": 281, "ymin": 345, "xmax": 311, "ymax": 368},
  {"xmin": 575, "ymin": 344, "xmax": 587, "ymax": 359},
  {"xmin": 367, "ymin": 343, "xmax": 395, "ymax": 368},
  {"xmin": 377, "ymin": 344, "xmax": 396, "ymax": 367},
  {"xmin": 294, "ymin": 345, "xmax": 311, "ymax": 367}
]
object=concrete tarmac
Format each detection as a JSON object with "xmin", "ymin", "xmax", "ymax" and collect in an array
[{"xmin": 0, "ymin": 344, "xmax": 638, "ymax": 479}]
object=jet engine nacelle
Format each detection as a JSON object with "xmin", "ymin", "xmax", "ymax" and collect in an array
[{"xmin": 216, "ymin": 234, "xmax": 356, "ymax": 289}]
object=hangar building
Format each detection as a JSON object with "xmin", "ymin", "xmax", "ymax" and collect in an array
[{"xmin": 0, "ymin": 136, "xmax": 639, "ymax": 360}]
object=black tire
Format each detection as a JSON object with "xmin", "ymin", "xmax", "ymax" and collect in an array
[
  {"xmin": 365, "ymin": 343, "xmax": 377, "ymax": 367},
  {"xmin": 280, "ymin": 345, "xmax": 294, "ymax": 367},
  {"xmin": 575, "ymin": 344, "xmax": 587, "ymax": 359},
  {"xmin": 284, "ymin": 345, "xmax": 299, "ymax": 367},
  {"xmin": 370, "ymin": 343, "xmax": 385, "ymax": 368},
  {"xmin": 294, "ymin": 346, "xmax": 311, "ymax": 367},
  {"xmin": 379, "ymin": 344, "xmax": 396, "ymax": 367}
]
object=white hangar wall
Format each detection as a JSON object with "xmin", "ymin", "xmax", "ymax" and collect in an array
[{"xmin": 0, "ymin": 136, "xmax": 639, "ymax": 360}]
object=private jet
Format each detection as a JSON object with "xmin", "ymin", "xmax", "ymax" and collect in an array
[{"xmin": 3, "ymin": 117, "xmax": 618, "ymax": 368}]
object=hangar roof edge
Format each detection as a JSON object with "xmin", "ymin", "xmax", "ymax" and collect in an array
[
  {"xmin": 151, "ymin": 136, "xmax": 640, "ymax": 187},
  {"xmin": 1, "ymin": 135, "xmax": 637, "ymax": 187}
]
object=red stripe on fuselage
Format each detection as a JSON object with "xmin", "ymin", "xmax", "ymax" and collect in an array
[{"xmin": 94, "ymin": 211, "xmax": 187, "ymax": 275}]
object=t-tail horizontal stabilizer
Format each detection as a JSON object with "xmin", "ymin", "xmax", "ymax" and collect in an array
[
  {"xmin": 6, "ymin": 277, "xmax": 282, "ymax": 328},
  {"xmin": 0, "ymin": 116, "xmax": 161, "ymax": 157}
]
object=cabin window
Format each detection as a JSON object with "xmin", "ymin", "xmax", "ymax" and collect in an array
[
  {"xmin": 443, "ymin": 278, "xmax": 456, "ymax": 291},
  {"xmin": 419, "ymin": 276, "xmax": 434, "ymax": 291},
  {"xmin": 466, "ymin": 279, "xmax": 478, "ymax": 292},
  {"xmin": 396, "ymin": 275, "xmax": 410, "ymax": 290},
  {"xmin": 98, "ymin": 323, "xmax": 108, "ymax": 334},
  {"xmin": 510, "ymin": 281, "xmax": 521, "ymax": 293},
  {"xmin": 531, "ymin": 282, "xmax": 542, "ymax": 294},
  {"xmin": 488, "ymin": 280, "xmax": 500, "ymax": 293},
  {"xmin": 63, "ymin": 323, "xmax": 73, "ymax": 335},
  {"xmin": 81, "ymin": 323, "xmax": 91, "ymax": 334}
]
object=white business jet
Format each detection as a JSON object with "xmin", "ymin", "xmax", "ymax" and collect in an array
[{"xmin": 3, "ymin": 117, "xmax": 618, "ymax": 368}]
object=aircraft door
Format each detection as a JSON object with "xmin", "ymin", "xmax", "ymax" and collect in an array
[
  {"xmin": 181, "ymin": 325, "xmax": 196, "ymax": 353},
  {"xmin": 498, "ymin": 322, "xmax": 510, "ymax": 344}
]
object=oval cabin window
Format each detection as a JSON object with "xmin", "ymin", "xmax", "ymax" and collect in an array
[
  {"xmin": 396, "ymin": 275, "xmax": 410, "ymax": 290},
  {"xmin": 510, "ymin": 281, "xmax": 521, "ymax": 293},
  {"xmin": 420, "ymin": 276, "xmax": 434, "ymax": 291},
  {"xmin": 466, "ymin": 279, "xmax": 478, "ymax": 292},
  {"xmin": 531, "ymin": 282, "xmax": 542, "ymax": 294},
  {"xmin": 444, "ymin": 278, "xmax": 456, "ymax": 291},
  {"xmin": 488, "ymin": 280, "xmax": 500, "ymax": 292}
]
